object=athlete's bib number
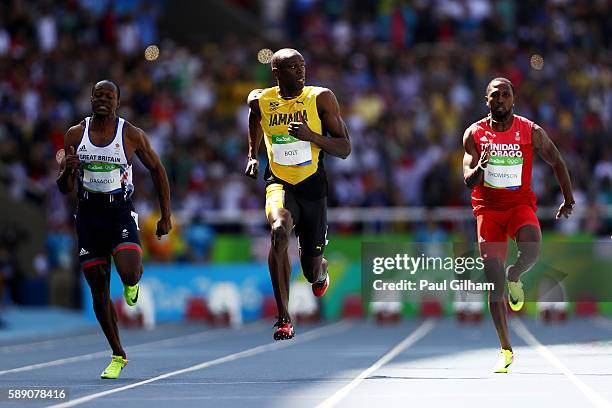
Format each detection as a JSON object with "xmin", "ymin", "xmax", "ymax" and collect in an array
[
  {"xmin": 484, "ymin": 156, "xmax": 523, "ymax": 189},
  {"xmin": 82, "ymin": 162, "xmax": 122, "ymax": 193},
  {"xmin": 271, "ymin": 134, "xmax": 312, "ymax": 166}
]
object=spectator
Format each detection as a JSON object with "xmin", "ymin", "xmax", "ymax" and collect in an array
[{"xmin": 0, "ymin": 0, "xmax": 608, "ymax": 266}]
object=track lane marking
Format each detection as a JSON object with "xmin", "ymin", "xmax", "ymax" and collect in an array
[
  {"xmin": 513, "ymin": 319, "xmax": 612, "ymax": 408},
  {"xmin": 0, "ymin": 322, "xmax": 266, "ymax": 375},
  {"xmin": 316, "ymin": 319, "xmax": 437, "ymax": 408},
  {"xmin": 47, "ymin": 321, "xmax": 352, "ymax": 408}
]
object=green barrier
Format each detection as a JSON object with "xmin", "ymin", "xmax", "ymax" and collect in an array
[
  {"xmin": 597, "ymin": 302, "xmax": 612, "ymax": 316},
  {"xmin": 211, "ymin": 235, "xmax": 253, "ymax": 263},
  {"xmin": 211, "ymin": 232, "xmax": 591, "ymax": 262},
  {"xmin": 210, "ymin": 233, "xmax": 610, "ymax": 319}
]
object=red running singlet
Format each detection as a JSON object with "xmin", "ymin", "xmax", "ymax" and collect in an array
[{"xmin": 470, "ymin": 115, "xmax": 537, "ymax": 214}]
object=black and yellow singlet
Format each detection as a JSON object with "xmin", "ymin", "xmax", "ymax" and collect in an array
[{"xmin": 259, "ymin": 85, "xmax": 327, "ymax": 198}]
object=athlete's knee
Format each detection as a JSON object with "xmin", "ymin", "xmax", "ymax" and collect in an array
[
  {"xmin": 515, "ymin": 227, "xmax": 541, "ymax": 265},
  {"xmin": 301, "ymin": 255, "xmax": 324, "ymax": 283},
  {"xmin": 510, "ymin": 243, "xmax": 540, "ymax": 279},
  {"xmin": 114, "ymin": 247, "xmax": 143, "ymax": 286},
  {"xmin": 271, "ymin": 224, "xmax": 289, "ymax": 251},
  {"xmin": 516, "ymin": 225, "xmax": 541, "ymax": 246},
  {"xmin": 115, "ymin": 261, "xmax": 142, "ymax": 286},
  {"xmin": 274, "ymin": 208, "xmax": 292, "ymax": 227},
  {"xmin": 271, "ymin": 210, "xmax": 292, "ymax": 251},
  {"xmin": 83, "ymin": 264, "xmax": 108, "ymax": 292}
]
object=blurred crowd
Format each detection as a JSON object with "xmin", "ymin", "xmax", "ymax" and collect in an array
[{"xmin": 0, "ymin": 0, "xmax": 610, "ymax": 278}]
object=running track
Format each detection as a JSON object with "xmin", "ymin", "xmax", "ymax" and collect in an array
[{"xmin": 1, "ymin": 317, "xmax": 611, "ymax": 407}]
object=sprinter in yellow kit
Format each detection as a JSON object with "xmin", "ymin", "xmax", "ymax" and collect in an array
[{"xmin": 245, "ymin": 49, "xmax": 351, "ymax": 340}]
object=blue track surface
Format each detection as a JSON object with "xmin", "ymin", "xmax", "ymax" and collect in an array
[{"xmin": 1, "ymin": 317, "xmax": 611, "ymax": 407}]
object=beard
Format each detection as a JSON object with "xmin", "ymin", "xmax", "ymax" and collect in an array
[
  {"xmin": 286, "ymin": 80, "xmax": 303, "ymax": 93},
  {"xmin": 491, "ymin": 106, "xmax": 512, "ymax": 122}
]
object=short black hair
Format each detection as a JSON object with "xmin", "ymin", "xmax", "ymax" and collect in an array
[
  {"xmin": 486, "ymin": 77, "xmax": 515, "ymax": 96},
  {"xmin": 271, "ymin": 48, "xmax": 302, "ymax": 69},
  {"xmin": 92, "ymin": 80, "xmax": 120, "ymax": 99}
]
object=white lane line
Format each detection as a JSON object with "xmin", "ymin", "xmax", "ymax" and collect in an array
[
  {"xmin": 0, "ymin": 322, "xmax": 266, "ymax": 376},
  {"xmin": 513, "ymin": 319, "xmax": 612, "ymax": 408},
  {"xmin": 316, "ymin": 319, "xmax": 437, "ymax": 408},
  {"xmin": 0, "ymin": 350, "xmax": 109, "ymax": 376},
  {"xmin": 47, "ymin": 321, "xmax": 352, "ymax": 408},
  {"xmin": 0, "ymin": 321, "xmax": 239, "ymax": 353}
]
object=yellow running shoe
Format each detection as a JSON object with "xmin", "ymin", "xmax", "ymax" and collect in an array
[
  {"xmin": 507, "ymin": 280, "xmax": 524, "ymax": 312},
  {"xmin": 493, "ymin": 349, "xmax": 514, "ymax": 373},
  {"xmin": 100, "ymin": 355, "xmax": 128, "ymax": 379},
  {"xmin": 124, "ymin": 284, "xmax": 139, "ymax": 306}
]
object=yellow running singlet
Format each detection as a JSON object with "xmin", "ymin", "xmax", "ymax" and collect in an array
[{"xmin": 259, "ymin": 86, "xmax": 324, "ymax": 185}]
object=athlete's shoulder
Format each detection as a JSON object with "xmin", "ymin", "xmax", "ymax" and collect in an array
[
  {"xmin": 514, "ymin": 114, "xmax": 535, "ymax": 128},
  {"xmin": 530, "ymin": 122, "xmax": 546, "ymax": 145},
  {"xmin": 65, "ymin": 120, "xmax": 85, "ymax": 142},
  {"xmin": 62, "ymin": 125, "xmax": 84, "ymax": 153},
  {"xmin": 247, "ymin": 88, "xmax": 264, "ymax": 103},
  {"xmin": 311, "ymin": 86, "xmax": 334, "ymax": 98},
  {"xmin": 473, "ymin": 116, "xmax": 489, "ymax": 130},
  {"xmin": 465, "ymin": 118, "xmax": 487, "ymax": 136},
  {"xmin": 462, "ymin": 118, "xmax": 486, "ymax": 148},
  {"xmin": 248, "ymin": 88, "xmax": 275, "ymax": 112},
  {"xmin": 313, "ymin": 87, "xmax": 339, "ymax": 109},
  {"xmin": 248, "ymin": 87, "xmax": 277, "ymax": 103},
  {"xmin": 310, "ymin": 85, "xmax": 330, "ymax": 94},
  {"xmin": 122, "ymin": 119, "xmax": 146, "ymax": 140},
  {"xmin": 67, "ymin": 121, "xmax": 85, "ymax": 134}
]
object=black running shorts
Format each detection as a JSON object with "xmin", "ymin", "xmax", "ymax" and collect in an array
[
  {"xmin": 75, "ymin": 196, "xmax": 142, "ymax": 269},
  {"xmin": 265, "ymin": 183, "xmax": 328, "ymax": 256}
]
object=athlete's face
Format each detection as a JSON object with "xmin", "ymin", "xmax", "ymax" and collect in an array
[
  {"xmin": 91, "ymin": 82, "xmax": 119, "ymax": 117},
  {"xmin": 486, "ymin": 82, "xmax": 514, "ymax": 121},
  {"xmin": 273, "ymin": 54, "xmax": 306, "ymax": 93}
]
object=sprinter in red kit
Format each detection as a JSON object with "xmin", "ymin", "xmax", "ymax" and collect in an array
[{"xmin": 462, "ymin": 78, "xmax": 575, "ymax": 373}]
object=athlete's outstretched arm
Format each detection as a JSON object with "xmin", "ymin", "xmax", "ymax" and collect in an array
[
  {"xmin": 57, "ymin": 125, "xmax": 83, "ymax": 194},
  {"xmin": 288, "ymin": 89, "xmax": 351, "ymax": 159},
  {"xmin": 462, "ymin": 125, "xmax": 490, "ymax": 188},
  {"xmin": 532, "ymin": 124, "xmax": 575, "ymax": 219},
  {"xmin": 245, "ymin": 89, "xmax": 264, "ymax": 179},
  {"xmin": 130, "ymin": 126, "xmax": 172, "ymax": 237}
]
